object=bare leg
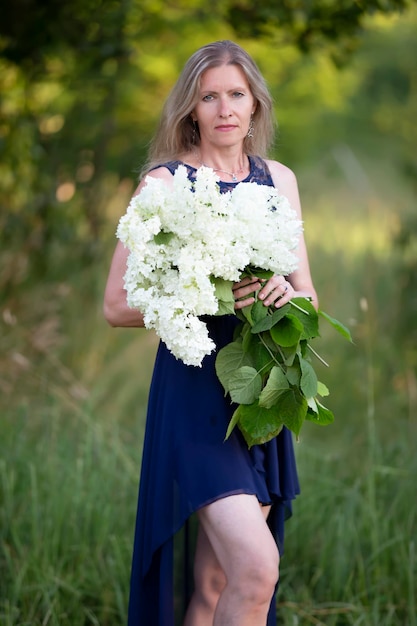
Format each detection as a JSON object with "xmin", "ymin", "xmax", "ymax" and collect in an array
[
  {"xmin": 183, "ymin": 524, "xmax": 226, "ymax": 626},
  {"xmin": 184, "ymin": 494, "xmax": 278, "ymax": 626}
]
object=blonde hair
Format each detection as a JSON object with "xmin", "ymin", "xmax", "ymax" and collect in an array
[{"xmin": 142, "ymin": 40, "xmax": 275, "ymax": 176}]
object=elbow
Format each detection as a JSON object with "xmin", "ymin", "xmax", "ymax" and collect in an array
[
  {"xmin": 103, "ymin": 302, "xmax": 118, "ymax": 327},
  {"xmin": 103, "ymin": 297, "xmax": 145, "ymax": 328}
]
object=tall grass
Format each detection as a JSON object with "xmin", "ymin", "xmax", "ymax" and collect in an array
[
  {"xmin": 1, "ymin": 161, "xmax": 415, "ymax": 625},
  {"xmin": 0, "ymin": 401, "xmax": 141, "ymax": 626}
]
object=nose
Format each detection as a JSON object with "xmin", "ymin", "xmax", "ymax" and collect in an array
[{"xmin": 218, "ymin": 96, "xmax": 231, "ymax": 118}]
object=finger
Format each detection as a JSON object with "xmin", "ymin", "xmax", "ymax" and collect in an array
[
  {"xmin": 259, "ymin": 279, "xmax": 292, "ymax": 307},
  {"xmin": 273, "ymin": 282, "xmax": 294, "ymax": 308},
  {"xmin": 234, "ymin": 296, "xmax": 256, "ymax": 310},
  {"xmin": 232, "ymin": 279, "xmax": 262, "ymax": 301},
  {"xmin": 232, "ymin": 275, "xmax": 260, "ymax": 290},
  {"xmin": 258, "ymin": 276, "xmax": 286, "ymax": 301}
]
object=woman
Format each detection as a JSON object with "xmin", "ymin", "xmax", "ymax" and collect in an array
[{"xmin": 104, "ymin": 40, "xmax": 317, "ymax": 626}]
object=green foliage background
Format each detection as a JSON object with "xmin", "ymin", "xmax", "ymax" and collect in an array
[{"xmin": 1, "ymin": 1, "xmax": 416, "ymax": 624}]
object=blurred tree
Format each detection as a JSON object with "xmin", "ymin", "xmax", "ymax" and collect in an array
[
  {"xmin": 1, "ymin": 0, "xmax": 412, "ymax": 66},
  {"xmin": 0, "ymin": 0, "xmax": 137, "ymax": 295},
  {"xmin": 1, "ymin": 0, "xmax": 131, "ymax": 67},
  {"xmin": 0, "ymin": 0, "xmax": 414, "ymax": 298},
  {"xmin": 227, "ymin": 0, "xmax": 412, "ymax": 62}
]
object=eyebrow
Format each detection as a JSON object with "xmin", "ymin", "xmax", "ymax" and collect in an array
[{"xmin": 200, "ymin": 86, "xmax": 248, "ymax": 94}]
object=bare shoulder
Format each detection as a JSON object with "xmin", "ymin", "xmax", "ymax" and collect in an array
[
  {"xmin": 133, "ymin": 165, "xmax": 175, "ymax": 195},
  {"xmin": 265, "ymin": 159, "xmax": 298, "ymax": 188},
  {"xmin": 265, "ymin": 159, "xmax": 302, "ymax": 213}
]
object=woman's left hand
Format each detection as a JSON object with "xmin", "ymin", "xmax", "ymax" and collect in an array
[
  {"xmin": 233, "ymin": 274, "xmax": 294, "ymax": 310},
  {"xmin": 258, "ymin": 275, "xmax": 294, "ymax": 308}
]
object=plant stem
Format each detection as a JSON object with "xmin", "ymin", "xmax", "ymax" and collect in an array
[
  {"xmin": 258, "ymin": 332, "xmax": 284, "ymax": 370},
  {"xmin": 307, "ymin": 343, "xmax": 329, "ymax": 367},
  {"xmin": 290, "ymin": 299, "xmax": 311, "ymax": 315}
]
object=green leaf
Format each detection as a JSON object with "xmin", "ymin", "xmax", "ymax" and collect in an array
[
  {"xmin": 317, "ymin": 381, "xmax": 330, "ymax": 397},
  {"xmin": 241, "ymin": 323, "xmax": 253, "ymax": 353},
  {"xmin": 270, "ymin": 314, "xmax": 303, "ymax": 347},
  {"xmin": 228, "ymin": 366, "xmax": 262, "ymax": 404},
  {"xmin": 212, "ymin": 276, "xmax": 234, "ymax": 302},
  {"xmin": 252, "ymin": 338, "xmax": 275, "ymax": 373},
  {"xmin": 215, "ymin": 340, "xmax": 252, "ymax": 392},
  {"xmin": 289, "ymin": 298, "xmax": 319, "ymax": 340},
  {"xmin": 153, "ymin": 231, "xmax": 174, "ymax": 245},
  {"xmin": 319, "ymin": 309, "xmax": 352, "ymax": 342},
  {"xmin": 300, "ymin": 357, "xmax": 318, "ymax": 398},
  {"xmin": 306, "ymin": 401, "xmax": 335, "ymax": 426},
  {"xmin": 233, "ymin": 402, "xmax": 284, "ymax": 447},
  {"xmin": 286, "ymin": 363, "xmax": 301, "ymax": 386},
  {"xmin": 259, "ymin": 331, "xmax": 281, "ymax": 354},
  {"xmin": 251, "ymin": 304, "xmax": 290, "ymax": 333},
  {"xmin": 258, "ymin": 366, "xmax": 289, "ymax": 409},
  {"xmin": 243, "ymin": 330, "xmax": 274, "ymax": 370},
  {"xmin": 212, "ymin": 277, "xmax": 235, "ymax": 315},
  {"xmin": 299, "ymin": 339, "xmax": 308, "ymax": 358},
  {"xmin": 251, "ymin": 299, "xmax": 268, "ymax": 325},
  {"xmin": 225, "ymin": 408, "xmax": 241, "ymax": 440},
  {"xmin": 235, "ymin": 309, "xmax": 247, "ymax": 324},
  {"xmin": 282, "ymin": 344, "xmax": 298, "ymax": 366},
  {"xmin": 240, "ymin": 304, "xmax": 253, "ymax": 325},
  {"xmin": 216, "ymin": 299, "xmax": 236, "ymax": 315},
  {"xmin": 277, "ymin": 388, "xmax": 308, "ymax": 436},
  {"xmin": 244, "ymin": 267, "xmax": 273, "ymax": 280}
]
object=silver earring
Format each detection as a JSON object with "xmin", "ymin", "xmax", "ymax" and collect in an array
[{"xmin": 247, "ymin": 115, "xmax": 254, "ymax": 138}]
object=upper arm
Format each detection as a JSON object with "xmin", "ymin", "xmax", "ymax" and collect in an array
[
  {"xmin": 103, "ymin": 166, "xmax": 175, "ymax": 326},
  {"xmin": 266, "ymin": 160, "xmax": 318, "ymax": 302},
  {"xmin": 106, "ymin": 165, "xmax": 175, "ymax": 292}
]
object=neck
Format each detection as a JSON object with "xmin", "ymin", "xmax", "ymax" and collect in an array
[{"xmin": 196, "ymin": 150, "xmax": 248, "ymax": 181}]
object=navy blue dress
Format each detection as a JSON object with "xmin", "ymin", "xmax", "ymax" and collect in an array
[{"xmin": 127, "ymin": 156, "xmax": 300, "ymax": 626}]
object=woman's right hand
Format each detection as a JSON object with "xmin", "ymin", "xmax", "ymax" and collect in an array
[{"xmin": 232, "ymin": 275, "xmax": 263, "ymax": 310}]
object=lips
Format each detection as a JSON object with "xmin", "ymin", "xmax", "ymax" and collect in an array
[{"xmin": 216, "ymin": 125, "xmax": 237, "ymax": 131}]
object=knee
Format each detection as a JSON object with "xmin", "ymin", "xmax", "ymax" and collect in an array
[
  {"xmin": 194, "ymin": 564, "xmax": 227, "ymax": 610},
  {"xmin": 251, "ymin": 553, "xmax": 279, "ymax": 599},
  {"xmin": 233, "ymin": 547, "xmax": 280, "ymax": 605}
]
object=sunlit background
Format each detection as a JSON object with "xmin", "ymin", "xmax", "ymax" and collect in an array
[{"xmin": 1, "ymin": 1, "xmax": 416, "ymax": 624}]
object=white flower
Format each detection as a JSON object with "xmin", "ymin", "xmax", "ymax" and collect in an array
[{"xmin": 116, "ymin": 165, "xmax": 302, "ymax": 366}]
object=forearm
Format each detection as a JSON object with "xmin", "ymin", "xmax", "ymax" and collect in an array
[
  {"xmin": 103, "ymin": 240, "xmax": 146, "ymax": 328},
  {"xmin": 103, "ymin": 289, "xmax": 145, "ymax": 328}
]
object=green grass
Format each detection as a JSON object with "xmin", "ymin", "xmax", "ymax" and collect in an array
[
  {"xmin": 1, "ymin": 164, "xmax": 416, "ymax": 625},
  {"xmin": 0, "ymin": 403, "xmax": 138, "ymax": 625},
  {"xmin": 278, "ymin": 432, "xmax": 416, "ymax": 625},
  {"xmin": 1, "ymin": 398, "xmax": 414, "ymax": 625}
]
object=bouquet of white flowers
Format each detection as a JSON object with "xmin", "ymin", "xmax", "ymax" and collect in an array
[
  {"xmin": 117, "ymin": 165, "xmax": 351, "ymax": 446},
  {"xmin": 117, "ymin": 165, "xmax": 302, "ymax": 367}
]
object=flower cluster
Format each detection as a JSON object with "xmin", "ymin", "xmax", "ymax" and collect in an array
[{"xmin": 117, "ymin": 165, "xmax": 302, "ymax": 367}]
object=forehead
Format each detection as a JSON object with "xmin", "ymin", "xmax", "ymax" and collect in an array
[{"xmin": 199, "ymin": 63, "xmax": 250, "ymax": 91}]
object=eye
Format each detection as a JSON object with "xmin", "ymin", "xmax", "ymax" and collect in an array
[
  {"xmin": 232, "ymin": 91, "xmax": 245, "ymax": 98},
  {"xmin": 202, "ymin": 94, "xmax": 214, "ymax": 102}
]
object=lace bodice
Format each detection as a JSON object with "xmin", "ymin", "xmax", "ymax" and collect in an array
[{"xmin": 153, "ymin": 155, "xmax": 275, "ymax": 192}]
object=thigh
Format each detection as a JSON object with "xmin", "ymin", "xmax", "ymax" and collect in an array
[
  {"xmin": 193, "ymin": 523, "xmax": 227, "ymax": 591},
  {"xmin": 197, "ymin": 494, "xmax": 278, "ymax": 578}
]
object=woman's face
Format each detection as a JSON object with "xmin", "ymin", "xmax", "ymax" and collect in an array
[{"xmin": 192, "ymin": 64, "xmax": 256, "ymax": 150}]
